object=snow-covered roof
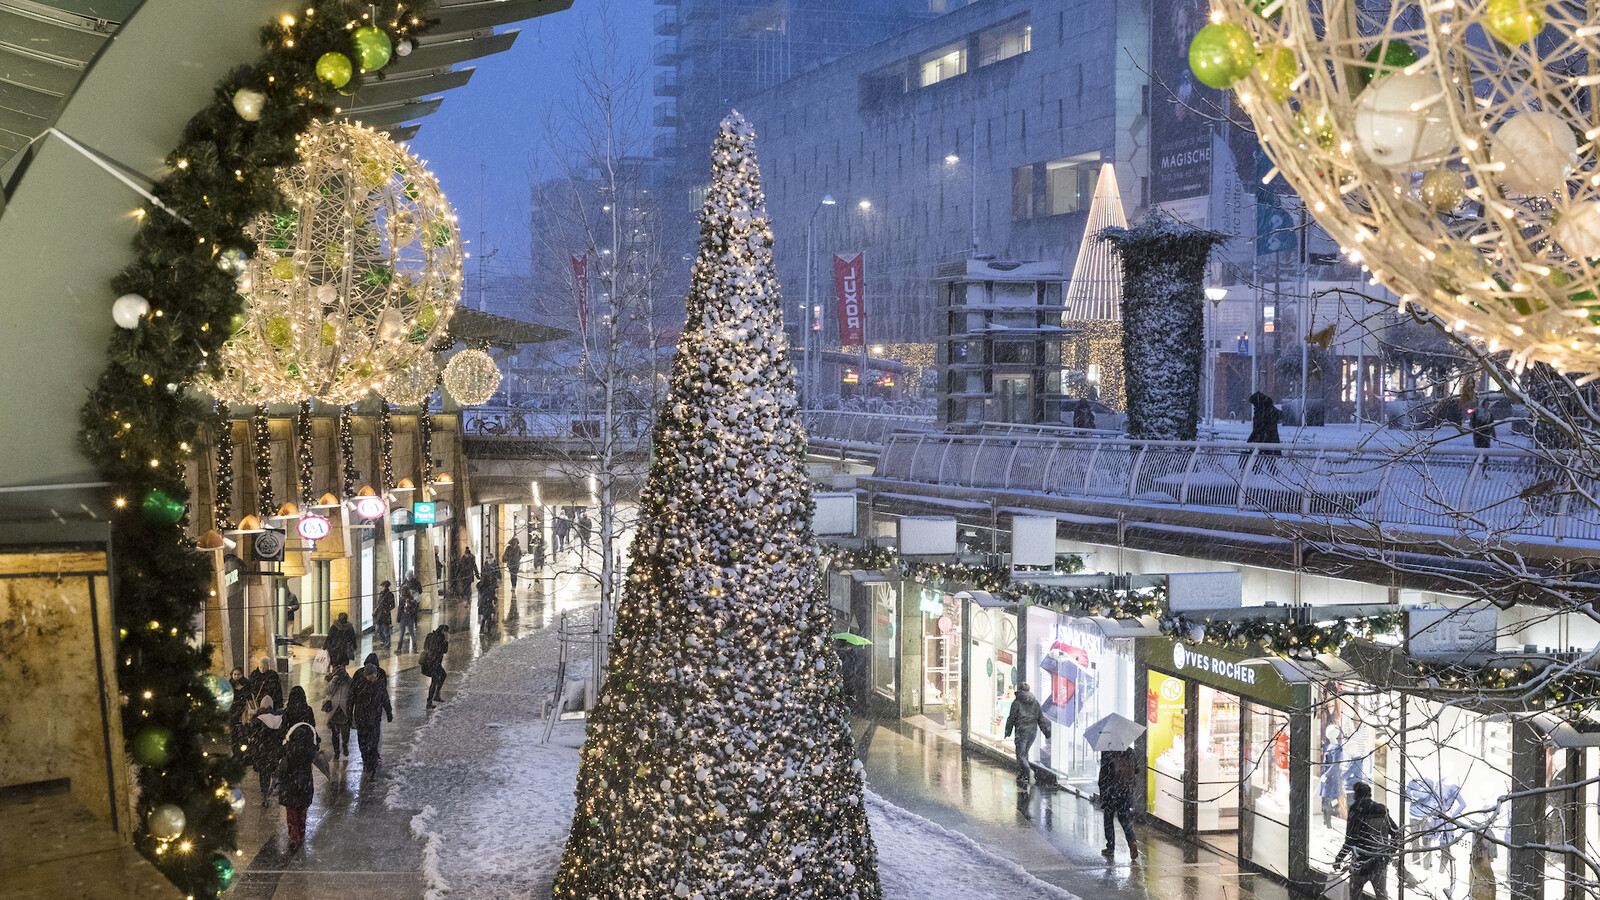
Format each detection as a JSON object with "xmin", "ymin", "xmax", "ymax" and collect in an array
[{"xmin": 934, "ymin": 258, "xmax": 1063, "ymax": 282}]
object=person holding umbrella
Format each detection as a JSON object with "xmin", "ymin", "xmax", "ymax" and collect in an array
[{"xmin": 1083, "ymin": 711, "xmax": 1147, "ymax": 861}]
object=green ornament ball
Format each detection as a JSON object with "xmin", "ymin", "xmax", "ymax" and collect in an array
[
  {"xmin": 229, "ymin": 312, "xmax": 248, "ymax": 335},
  {"xmin": 1255, "ymin": 46, "xmax": 1297, "ymax": 102},
  {"xmin": 352, "ymin": 26, "xmax": 393, "ymax": 71},
  {"xmin": 1189, "ymin": 23, "xmax": 1256, "ymax": 90},
  {"xmin": 273, "ymin": 210, "xmax": 298, "ymax": 231},
  {"xmin": 316, "ymin": 52, "xmax": 353, "ymax": 89},
  {"xmin": 1485, "ymin": 0, "xmax": 1545, "ymax": 45},
  {"xmin": 270, "ymin": 258, "xmax": 296, "ymax": 281},
  {"xmin": 141, "ymin": 489, "xmax": 186, "ymax": 527},
  {"xmin": 364, "ymin": 266, "xmax": 392, "ymax": 287},
  {"xmin": 1355, "ymin": 39, "xmax": 1418, "ymax": 92},
  {"xmin": 407, "ymin": 327, "xmax": 428, "ymax": 344},
  {"xmin": 265, "ymin": 315, "xmax": 293, "ymax": 348},
  {"xmin": 132, "ymin": 726, "xmax": 173, "ymax": 767},
  {"xmin": 213, "ymin": 853, "xmax": 236, "ymax": 890},
  {"xmin": 202, "ymin": 674, "xmax": 234, "ymax": 712},
  {"xmin": 322, "ymin": 322, "xmax": 338, "ymax": 346},
  {"xmin": 417, "ymin": 305, "xmax": 438, "ymax": 330}
]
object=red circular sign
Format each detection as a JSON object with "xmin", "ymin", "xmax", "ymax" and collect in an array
[{"xmin": 297, "ymin": 514, "xmax": 331, "ymax": 541}]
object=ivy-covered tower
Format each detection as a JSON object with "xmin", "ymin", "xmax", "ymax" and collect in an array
[{"xmin": 553, "ymin": 112, "xmax": 881, "ymax": 899}]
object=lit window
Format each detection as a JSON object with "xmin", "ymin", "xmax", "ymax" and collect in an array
[
  {"xmin": 919, "ymin": 43, "xmax": 967, "ymax": 87},
  {"xmin": 978, "ymin": 21, "xmax": 1030, "ymax": 67}
]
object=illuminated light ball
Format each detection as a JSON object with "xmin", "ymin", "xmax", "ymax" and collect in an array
[
  {"xmin": 315, "ymin": 52, "xmax": 353, "ymax": 89},
  {"xmin": 148, "ymin": 803, "xmax": 186, "ymax": 841},
  {"xmin": 1354, "ymin": 39, "xmax": 1418, "ymax": 93},
  {"xmin": 213, "ymin": 853, "xmax": 236, "ymax": 890},
  {"xmin": 380, "ymin": 358, "xmax": 438, "ymax": 406},
  {"xmin": 231, "ymin": 88, "xmax": 266, "ymax": 122},
  {"xmin": 132, "ymin": 726, "xmax": 173, "ymax": 767},
  {"xmin": 229, "ymin": 312, "xmax": 247, "ymax": 335},
  {"xmin": 1254, "ymin": 46, "xmax": 1297, "ymax": 102},
  {"xmin": 270, "ymin": 258, "xmax": 296, "ymax": 281},
  {"xmin": 1352, "ymin": 72, "xmax": 1454, "ymax": 171},
  {"xmin": 1553, "ymin": 202, "xmax": 1600, "ymax": 261},
  {"xmin": 203, "ymin": 673, "xmax": 234, "ymax": 712},
  {"xmin": 1420, "ymin": 166, "xmax": 1466, "ymax": 212},
  {"xmin": 442, "ymin": 349, "xmax": 502, "ymax": 406},
  {"xmin": 1491, "ymin": 111, "xmax": 1578, "ymax": 195},
  {"xmin": 112, "ymin": 293, "xmax": 150, "ymax": 329},
  {"xmin": 1485, "ymin": 0, "xmax": 1546, "ymax": 45},
  {"xmin": 1188, "ymin": 23, "xmax": 1257, "ymax": 90},
  {"xmin": 352, "ymin": 26, "xmax": 393, "ymax": 71},
  {"xmin": 396, "ymin": 38, "xmax": 414, "ymax": 57},
  {"xmin": 141, "ymin": 488, "xmax": 187, "ymax": 526}
]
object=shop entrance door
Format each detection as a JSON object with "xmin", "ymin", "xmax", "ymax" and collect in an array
[
  {"xmin": 919, "ymin": 598, "xmax": 961, "ymax": 726},
  {"xmin": 1196, "ymin": 684, "xmax": 1241, "ymax": 849}
]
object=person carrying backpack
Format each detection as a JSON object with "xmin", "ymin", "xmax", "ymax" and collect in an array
[{"xmin": 1336, "ymin": 781, "xmax": 1399, "ymax": 900}]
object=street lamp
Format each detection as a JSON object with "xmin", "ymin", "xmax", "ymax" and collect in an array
[
  {"xmin": 804, "ymin": 194, "xmax": 837, "ymax": 411},
  {"xmin": 1204, "ymin": 287, "xmax": 1228, "ymax": 432}
]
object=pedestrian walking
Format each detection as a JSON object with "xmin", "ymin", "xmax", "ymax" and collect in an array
[
  {"xmin": 374, "ymin": 581, "xmax": 395, "ymax": 649},
  {"xmin": 227, "ymin": 666, "xmax": 250, "ymax": 759},
  {"xmin": 1334, "ymin": 782, "xmax": 1399, "ymax": 900},
  {"xmin": 1248, "ymin": 391, "xmax": 1283, "ymax": 445},
  {"xmin": 554, "ymin": 514, "xmax": 571, "ymax": 553},
  {"xmin": 246, "ymin": 655, "xmax": 283, "ymax": 713},
  {"xmin": 1073, "ymin": 398, "xmax": 1096, "ymax": 429},
  {"xmin": 1098, "ymin": 747, "xmax": 1139, "ymax": 861},
  {"xmin": 421, "ymin": 624, "xmax": 450, "ymax": 708},
  {"xmin": 1470, "ymin": 405, "xmax": 1495, "ymax": 449},
  {"xmin": 502, "ymin": 537, "xmax": 523, "ymax": 591},
  {"xmin": 282, "ymin": 684, "xmax": 315, "ymax": 732},
  {"xmin": 322, "ymin": 662, "xmax": 352, "ymax": 761},
  {"xmin": 1003, "ymin": 681, "xmax": 1051, "ymax": 787},
  {"xmin": 325, "ymin": 612, "xmax": 358, "ymax": 668},
  {"xmin": 478, "ymin": 561, "xmax": 501, "ymax": 635},
  {"xmin": 248, "ymin": 695, "xmax": 283, "ymax": 805},
  {"xmin": 433, "ymin": 547, "xmax": 444, "ymax": 584},
  {"xmin": 530, "ymin": 528, "xmax": 545, "ymax": 570},
  {"xmin": 278, "ymin": 716, "xmax": 319, "ymax": 852},
  {"xmin": 348, "ymin": 653, "xmax": 392, "ymax": 771},
  {"xmin": 284, "ymin": 588, "xmax": 300, "ymax": 633},
  {"xmin": 397, "ymin": 582, "xmax": 420, "ymax": 654},
  {"xmin": 454, "ymin": 547, "xmax": 478, "ymax": 599},
  {"xmin": 576, "ymin": 509, "xmax": 593, "ymax": 557}
]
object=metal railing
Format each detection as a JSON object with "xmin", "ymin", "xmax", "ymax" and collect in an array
[
  {"xmin": 804, "ymin": 411, "xmax": 936, "ymax": 448},
  {"xmin": 875, "ymin": 432, "xmax": 1600, "ymax": 544}
]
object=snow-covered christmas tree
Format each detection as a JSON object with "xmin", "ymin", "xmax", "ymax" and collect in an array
[{"xmin": 553, "ymin": 112, "xmax": 881, "ymax": 900}]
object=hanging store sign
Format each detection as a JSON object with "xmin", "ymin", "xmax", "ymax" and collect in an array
[
  {"xmin": 297, "ymin": 515, "xmax": 331, "ymax": 541},
  {"xmin": 252, "ymin": 528, "xmax": 287, "ymax": 563},
  {"xmin": 1171, "ymin": 642, "xmax": 1256, "ymax": 685},
  {"xmin": 833, "ymin": 252, "xmax": 866, "ymax": 346},
  {"xmin": 413, "ymin": 501, "xmax": 437, "ymax": 525},
  {"xmin": 354, "ymin": 496, "xmax": 387, "ymax": 520}
]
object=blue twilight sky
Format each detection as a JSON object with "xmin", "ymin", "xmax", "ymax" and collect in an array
[{"xmin": 407, "ymin": 1, "xmax": 656, "ymax": 287}]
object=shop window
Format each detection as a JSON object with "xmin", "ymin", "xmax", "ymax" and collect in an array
[
  {"xmin": 966, "ymin": 605, "xmax": 1019, "ymax": 757},
  {"xmin": 1197, "ymin": 685, "xmax": 1241, "ymax": 833},
  {"xmin": 1397, "ymin": 698, "xmax": 1511, "ymax": 900},
  {"xmin": 1244, "ymin": 702, "xmax": 1292, "ymax": 877},
  {"xmin": 977, "ymin": 20, "xmax": 1030, "ymax": 67},
  {"xmin": 919, "ymin": 42, "xmax": 967, "ymax": 88},
  {"xmin": 871, "ymin": 582, "xmax": 897, "ymax": 701},
  {"xmin": 1027, "ymin": 609, "xmax": 1136, "ymax": 794},
  {"xmin": 1148, "ymin": 672, "xmax": 1187, "ymax": 827}
]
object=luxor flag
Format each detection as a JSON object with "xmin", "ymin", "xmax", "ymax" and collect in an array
[
  {"xmin": 571, "ymin": 253, "xmax": 590, "ymax": 333},
  {"xmin": 833, "ymin": 252, "xmax": 866, "ymax": 346}
]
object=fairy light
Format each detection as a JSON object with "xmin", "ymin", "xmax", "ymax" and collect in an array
[
  {"xmin": 214, "ymin": 403, "xmax": 234, "ymax": 529},
  {"xmin": 251, "ymin": 404, "xmax": 275, "ymax": 516}
]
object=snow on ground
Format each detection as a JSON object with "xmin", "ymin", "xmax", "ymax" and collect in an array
[{"xmin": 387, "ymin": 606, "xmax": 1078, "ymax": 900}]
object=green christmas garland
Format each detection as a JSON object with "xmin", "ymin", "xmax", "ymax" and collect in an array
[{"xmin": 76, "ymin": 4, "xmax": 434, "ymax": 895}]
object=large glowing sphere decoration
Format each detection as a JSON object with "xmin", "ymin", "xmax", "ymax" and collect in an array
[
  {"xmin": 1205, "ymin": 0, "xmax": 1600, "ymax": 374},
  {"xmin": 442, "ymin": 348, "xmax": 502, "ymax": 406},
  {"xmin": 380, "ymin": 356, "xmax": 439, "ymax": 407},
  {"xmin": 205, "ymin": 121, "xmax": 463, "ymax": 403}
]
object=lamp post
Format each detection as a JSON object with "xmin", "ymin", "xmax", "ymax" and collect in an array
[
  {"xmin": 1204, "ymin": 287, "xmax": 1228, "ymax": 432},
  {"xmin": 804, "ymin": 194, "xmax": 836, "ymax": 410}
]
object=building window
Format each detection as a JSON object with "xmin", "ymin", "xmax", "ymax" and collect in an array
[
  {"xmin": 1012, "ymin": 164, "xmax": 1035, "ymax": 220},
  {"xmin": 919, "ymin": 42, "xmax": 967, "ymax": 87},
  {"xmin": 1012, "ymin": 156, "xmax": 1100, "ymax": 220},
  {"xmin": 978, "ymin": 20, "xmax": 1030, "ymax": 67}
]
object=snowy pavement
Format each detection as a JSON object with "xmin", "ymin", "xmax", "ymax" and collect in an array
[{"xmin": 385, "ymin": 603, "xmax": 1080, "ymax": 900}]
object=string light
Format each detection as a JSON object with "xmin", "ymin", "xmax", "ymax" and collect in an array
[
  {"xmin": 214, "ymin": 404, "xmax": 234, "ymax": 529},
  {"xmin": 378, "ymin": 400, "xmax": 395, "ymax": 492},
  {"xmin": 296, "ymin": 399, "xmax": 315, "ymax": 504},
  {"xmin": 251, "ymin": 405, "xmax": 275, "ymax": 516},
  {"xmin": 339, "ymin": 403, "xmax": 357, "ymax": 498}
]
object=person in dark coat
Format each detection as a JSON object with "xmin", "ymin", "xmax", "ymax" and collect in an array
[
  {"xmin": 248, "ymin": 695, "xmax": 282, "ymax": 805},
  {"xmin": 349, "ymin": 653, "xmax": 393, "ymax": 770},
  {"xmin": 325, "ymin": 612, "xmax": 358, "ymax": 668},
  {"xmin": 1098, "ymin": 748, "xmax": 1139, "ymax": 861},
  {"xmin": 227, "ymin": 667, "xmax": 250, "ymax": 759},
  {"xmin": 374, "ymin": 581, "xmax": 395, "ymax": 649},
  {"xmin": 453, "ymin": 547, "xmax": 478, "ymax": 599},
  {"xmin": 245, "ymin": 655, "xmax": 283, "ymax": 713},
  {"xmin": 278, "ymin": 717, "xmax": 319, "ymax": 852},
  {"xmin": 1336, "ymin": 782, "xmax": 1399, "ymax": 900},
  {"xmin": 502, "ymin": 537, "xmax": 523, "ymax": 591},
  {"xmin": 282, "ymin": 685, "xmax": 316, "ymax": 733},
  {"xmin": 1003, "ymin": 682, "xmax": 1052, "ymax": 787},
  {"xmin": 530, "ymin": 528, "xmax": 545, "ymax": 570},
  {"xmin": 1247, "ymin": 392, "xmax": 1282, "ymax": 445},
  {"xmin": 421, "ymin": 624, "xmax": 450, "ymax": 707},
  {"xmin": 1470, "ymin": 405, "xmax": 1495, "ymax": 449},
  {"xmin": 397, "ymin": 583, "xmax": 421, "ymax": 654},
  {"xmin": 554, "ymin": 514, "xmax": 571, "ymax": 553},
  {"xmin": 478, "ymin": 562, "xmax": 501, "ymax": 635},
  {"xmin": 323, "ymin": 662, "xmax": 352, "ymax": 760},
  {"xmin": 575, "ymin": 509, "xmax": 593, "ymax": 556},
  {"xmin": 1073, "ymin": 399, "xmax": 1096, "ymax": 430},
  {"xmin": 433, "ymin": 547, "xmax": 444, "ymax": 583},
  {"xmin": 284, "ymin": 589, "xmax": 300, "ymax": 631}
]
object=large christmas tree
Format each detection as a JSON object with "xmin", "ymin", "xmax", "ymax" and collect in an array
[{"xmin": 553, "ymin": 113, "xmax": 881, "ymax": 899}]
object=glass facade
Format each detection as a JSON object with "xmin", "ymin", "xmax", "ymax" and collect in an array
[
  {"xmin": 1400, "ymin": 697, "xmax": 1512, "ymax": 900},
  {"xmin": 1244, "ymin": 702, "xmax": 1292, "ymax": 877},
  {"xmin": 870, "ymin": 581, "xmax": 897, "ymax": 701},
  {"xmin": 1025, "ymin": 608, "xmax": 1136, "ymax": 793},
  {"xmin": 965, "ymin": 604, "xmax": 1019, "ymax": 757}
]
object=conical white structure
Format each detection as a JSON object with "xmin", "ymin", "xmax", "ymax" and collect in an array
[{"xmin": 1065, "ymin": 163, "xmax": 1128, "ymax": 321}]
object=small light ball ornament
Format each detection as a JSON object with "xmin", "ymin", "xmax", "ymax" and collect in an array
[
  {"xmin": 442, "ymin": 348, "xmax": 502, "ymax": 406},
  {"xmin": 202, "ymin": 673, "xmax": 234, "ymax": 712},
  {"xmin": 1214, "ymin": 0, "xmax": 1600, "ymax": 373},
  {"xmin": 231, "ymin": 88, "xmax": 265, "ymax": 122},
  {"xmin": 206, "ymin": 120, "xmax": 463, "ymax": 404},
  {"xmin": 148, "ymin": 803, "xmax": 187, "ymax": 841},
  {"xmin": 112, "ymin": 293, "xmax": 150, "ymax": 329},
  {"xmin": 132, "ymin": 726, "xmax": 173, "ymax": 767}
]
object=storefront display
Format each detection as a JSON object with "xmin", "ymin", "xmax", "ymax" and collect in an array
[
  {"xmin": 919, "ymin": 587, "xmax": 962, "ymax": 724},
  {"xmin": 1197, "ymin": 685, "xmax": 1241, "ymax": 834},
  {"xmin": 966, "ymin": 604, "xmax": 1019, "ymax": 758},
  {"xmin": 1026, "ymin": 607, "xmax": 1136, "ymax": 793},
  {"xmin": 1399, "ymin": 697, "xmax": 1511, "ymax": 900},
  {"xmin": 1244, "ymin": 702, "xmax": 1291, "ymax": 877},
  {"xmin": 871, "ymin": 581, "xmax": 897, "ymax": 702},
  {"xmin": 1148, "ymin": 671, "xmax": 1187, "ymax": 828}
]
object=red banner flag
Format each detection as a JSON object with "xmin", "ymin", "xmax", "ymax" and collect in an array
[
  {"xmin": 571, "ymin": 253, "xmax": 590, "ymax": 334},
  {"xmin": 833, "ymin": 252, "xmax": 865, "ymax": 346}
]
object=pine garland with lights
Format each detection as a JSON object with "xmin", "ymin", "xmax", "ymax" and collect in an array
[
  {"xmin": 554, "ymin": 113, "xmax": 881, "ymax": 900},
  {"xmin": 251, "ymin": 404, "xmax": 275, "ymax": 516},
  {"xmin": 213, "ymin": 404, "xmax": 234, "ymax": 530},
  {"xmin": 72, "ymin": 3, "xmax": 436, "ymax": 894},
  {"xmin": 1161, "ymin": 610, "xmax": 1405, "ymax": 658},
  {"xmin": 419, "ymin": 395, "xmax": 434, "ymax": 486},
  {"xmin": 378, "ymin": 399, "xmax": 395, "ymax": 491},
  {"xmin": 339, "ymin": 403, "xmax": 357, "ymax": 497},
  {"xmin": 296, "ymin": 399, "xmax": 315, "ymax": 504}
]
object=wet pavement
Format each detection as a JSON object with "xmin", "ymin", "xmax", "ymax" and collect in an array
[{"xmin": 228, "ymin": 548, "xmax": 603, "ymax": 900}]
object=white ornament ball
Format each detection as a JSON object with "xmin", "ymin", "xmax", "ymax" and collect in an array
[
  {"xmin": 232, "ymin": 89, "xmax": 266, "ymax": 122},
  {"xmin": 442, "ymin": 349, "xmax": 501, "ymax": 406},
  {"xmin": 149, "ymin": 803, "xmax": 187, "ymax": 841},
  {"xmin": 1554, "ymin": 202, "xmax": 1600, "ymax": 261},
  {"xmin": 112, "ymin": 293, "xmax": 151, "ymax": 329},
  {"xmin": 1492, "ymin": 110, "xmax": 1578, "ymax": 195},
  {"xmin": 396, "ymin": 38, "xmax": 414, "ymax": 57},
  {"xmin": 229, "ymin": 787, "xmax": 246, "ymax": 812},
  {"xmin": 1353, "ymin": 73, "xmax": 1454, "ymax": 171}
]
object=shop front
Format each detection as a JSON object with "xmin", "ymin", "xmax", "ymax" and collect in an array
[
  {"xmin": 1143, "ymin": 637, "xmax": 1320, "ymax": 885},
  {"xmin": 1023, "ymin": 607, "xmax": 1140, "ymax": 795},
  {"xmin": 963, "ymin": 595, "xmax": 1021, "ymax": 760}
]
